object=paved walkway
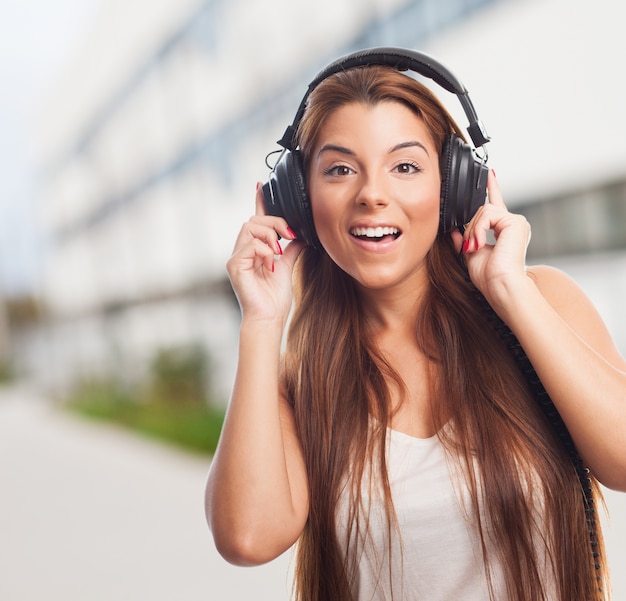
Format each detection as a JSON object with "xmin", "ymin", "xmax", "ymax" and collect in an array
[
  {"xmin": 0, "ymin": 385, "xmax": 292, "ymax": 601},
  {"xmin": 1, "ymin": 384, "xmax": 624, "ymax": 600}
]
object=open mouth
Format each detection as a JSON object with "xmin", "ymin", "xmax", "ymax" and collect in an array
[{"xmin": 350, "ymin": 226, "xmax": 401, "ymax": 242}]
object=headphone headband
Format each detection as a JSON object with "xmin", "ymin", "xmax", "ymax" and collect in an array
[{"xmin": 277, "ymin": 46, "xmax": 490, "ymax": 152}]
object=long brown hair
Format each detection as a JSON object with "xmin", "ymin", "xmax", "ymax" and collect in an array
[{"xmin": 282, "ymin": 65, "xmax": 608, "ymax": 601}]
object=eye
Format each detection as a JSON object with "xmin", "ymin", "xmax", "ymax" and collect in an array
[
  {"xmin": 323, "ymin": 164, "xmax": 355, "ymax": 177},
  {"xmin": 393, "ymin": 161, "xmax": 421, "ymax": 174}
]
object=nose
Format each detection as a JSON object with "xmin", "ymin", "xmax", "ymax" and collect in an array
[{"xmin": 355, "ymin": 170, "xmax": 389, "ymax": 209}]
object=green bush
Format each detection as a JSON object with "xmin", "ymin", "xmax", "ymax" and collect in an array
[
  {"xmin": 0, "ymin": 361, "xmax": 14, "ymax": 384},
  {"xmin": 148, "ymin": 344, "xmax": 207, "ymax": 405},
  {"xmin": 65, "ymin": 344, "xmax": 225, "ymax": 455}
]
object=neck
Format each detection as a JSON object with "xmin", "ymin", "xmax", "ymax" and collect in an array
[{"xmin": 358, "ymin": 273, "xmax": 430, "ymax": 335}]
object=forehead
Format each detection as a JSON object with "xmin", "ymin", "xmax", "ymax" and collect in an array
[{"xmin": 313, "ymin": 101, "xmax": 437, "ymax": 152}]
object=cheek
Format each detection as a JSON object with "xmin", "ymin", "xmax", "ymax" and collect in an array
[
  {"xmin": 427, "ymin": 174, "xmax": 443, "ymax": 222},
  {"xmin": 426, "ymin": 193, "xmax": 442, "ymax": 228},
  {"xmin": 309, "ymin": 183, "xmax": 341, "ymax": 238},
  {"xmin": 310, "ymin": 202, "xmax": 341, "ymax": 254},
  {"xmin": 408, "ymin": 179, "xmax": 442, "ymax": 226}
]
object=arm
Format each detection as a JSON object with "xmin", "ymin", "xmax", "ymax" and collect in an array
[
  {"xmin": 458, "ymin": 172, "xmax": 626, "ymax": 491},
  {"xmin": 205, "ymin": 185, "xmax": 309, "ymax": 565},
  {"xmin": 500, "ymin": 264, "xmax": 626, "ymax": 490}
]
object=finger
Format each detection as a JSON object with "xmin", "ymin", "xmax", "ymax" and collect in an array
[
  {"xmin": 280, "ymin": 239, "xmax": 306, "ymax": 270},
  {"xmin": 248, "ymin": 237, "xmax": 278, "ymax": 273},
  {"xmin": 450, "ymin": 229, "xmax": 464, "ymax": 255},
  {"xmin": 253, "ymin": 181, "xmax": 299, "ymax": 242},
  {"xmin": 247, "ymin": 214, "xmax": 298, "ymax": 248},
  {"xmin": 255, "ymin": 181, "xmax": 267, "ymax": 216},
  {"xmin": 227, "ymin": 236, "xmax": 276, "ymax": 277},
  {"xmin": 462, "ymin": 204, "xmax": 499, "ymax": 252},
  {"xmin": 236, "ymin": 220, "xmax": 284, "ymax": 256},
  {"xmin": 486, "ymin": 169, "xmax": 506, "ymax": 209},
  {"xmin": 460, "ymin": 204, "xmax": 486, "ymax": 252},
  {"xmin": 465, "ymin": 209, "xmax": 490, "ymax": 251}
]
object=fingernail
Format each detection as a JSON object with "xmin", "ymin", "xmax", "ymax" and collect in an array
[
  {"xmin": 462, "ymin": 239, "xmax": 470, "ymax": 253},
  {"xmin": 491, "ymin": 169, "xmax": 497, "ymax": 178},
  {"xmin": 271, "ymin": 261, "xmax": 275, "ymax": 273},
  {"xmin": 286, "ymin": 227, "xmax": 297, "ymax": 239},
  {"xmin": 275, "ymin": 240, "xmax": 283, "ymax": 255},
  {"xmin": 256, "ymin": 181, "xmax": 262, "ymax": 191}
]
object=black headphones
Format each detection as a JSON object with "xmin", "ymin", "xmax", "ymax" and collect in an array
[{"xmin": 262, "ymin": 47, "xmax": 491, "ymax": 249}]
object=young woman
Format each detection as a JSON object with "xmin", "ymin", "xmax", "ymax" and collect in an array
[{"xmin": 205, "ymin": 55, "xmax": 626, "ymax": 601}]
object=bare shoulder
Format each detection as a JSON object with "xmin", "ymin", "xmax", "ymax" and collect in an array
[
  {"xmin": 526, "ymin": 264, "xmax": 586, "ymax": 309},
  {"xmin": 527, "ymin": 264, "xmax": 626, "ymax": 370}
]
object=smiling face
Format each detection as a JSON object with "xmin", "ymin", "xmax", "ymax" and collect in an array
[{"xmin": 308, "ymin": 101, "xmax": 441, "ymax": 293}]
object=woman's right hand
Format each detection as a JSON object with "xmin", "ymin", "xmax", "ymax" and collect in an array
[
  {"xmin": 209, "ymin": 183, "xmax": 310, "ymax": 566},
  {"xmin": 227, "ymin": 182, "xmax": 305, "ymax": 323}
]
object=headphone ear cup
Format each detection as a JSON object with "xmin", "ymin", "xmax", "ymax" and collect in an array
[
  {"xmin": 261, "ymin": 150, "xmax": 320, "ymax": 248},
  {"xmin": 440, "ymin": 134, "xmax": 488, "ymax": 232}
]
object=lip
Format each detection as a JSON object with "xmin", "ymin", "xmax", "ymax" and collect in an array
[{"xmin": 348, "ymin": 221, "xmax": 402, "ymax": 253}]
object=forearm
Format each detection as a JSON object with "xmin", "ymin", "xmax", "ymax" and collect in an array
[
  {"xmin": 205, "ymin": 318, "xmax": 308, "ymax": 564},
  {"xmin": 490, "ymin": 272, "xmax": 626, "ymax": 490}
]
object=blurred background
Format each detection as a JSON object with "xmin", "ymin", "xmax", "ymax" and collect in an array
[{"xmin": 1, "ymin": 0, "xmax": 625, "ymax": 599}]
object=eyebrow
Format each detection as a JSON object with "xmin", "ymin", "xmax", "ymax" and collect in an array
[
  {"xmin": 317, "ymin": 144, "xmax": 356, "ymax": 158},
  {"xmin": 317, "ymin": 140, "xmax": 430, "ymax": 159},
  {"xmin": 389, "ymin": 140, "xmax": 430, "ymax": 156}
]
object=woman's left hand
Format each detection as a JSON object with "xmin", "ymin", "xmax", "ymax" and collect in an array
[
  {"xmin": 451, "ymin": 169, "xmax": 532, "ymax": 308},
  {"xmin": 451, "ymin": 171, "xmax": 626, "ymax": 492}
]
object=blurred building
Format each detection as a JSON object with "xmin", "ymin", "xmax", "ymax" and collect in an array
[{"xmin": 24, "ymin": 0, "xmax": 626, "ymax": 400}]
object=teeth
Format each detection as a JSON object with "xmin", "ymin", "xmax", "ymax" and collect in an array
[{"xmin": 351, "ymin": 226, "xmax": 399, "ymax": 238}]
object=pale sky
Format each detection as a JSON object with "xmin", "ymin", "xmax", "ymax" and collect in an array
[{"xmin": 0, "ymin": 0, "xmax": 99, "ymax": 296}]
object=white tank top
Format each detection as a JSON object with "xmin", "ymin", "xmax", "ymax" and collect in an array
[{"xmin": 335, "ymin": 427, "xmax": 508, "ymax": 601}]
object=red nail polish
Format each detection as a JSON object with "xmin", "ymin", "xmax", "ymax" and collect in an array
[
  {"xmin": 275, "ymin": 240, "xmax": 283, "ymax": 255},
  {"xmin": 491, "ymin": 169, "xmax": 497, "ymax": 178},
  {"xmin": 271, "ymin": 261, "xmax": 275, "ymax": 273},
  {"xmin": 286, "ymin": 227, "xmax": 297, "ymax": 239},
  {"xmin": 462, "ymin": 239, "xmax": 470, "ymax": 253}
]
